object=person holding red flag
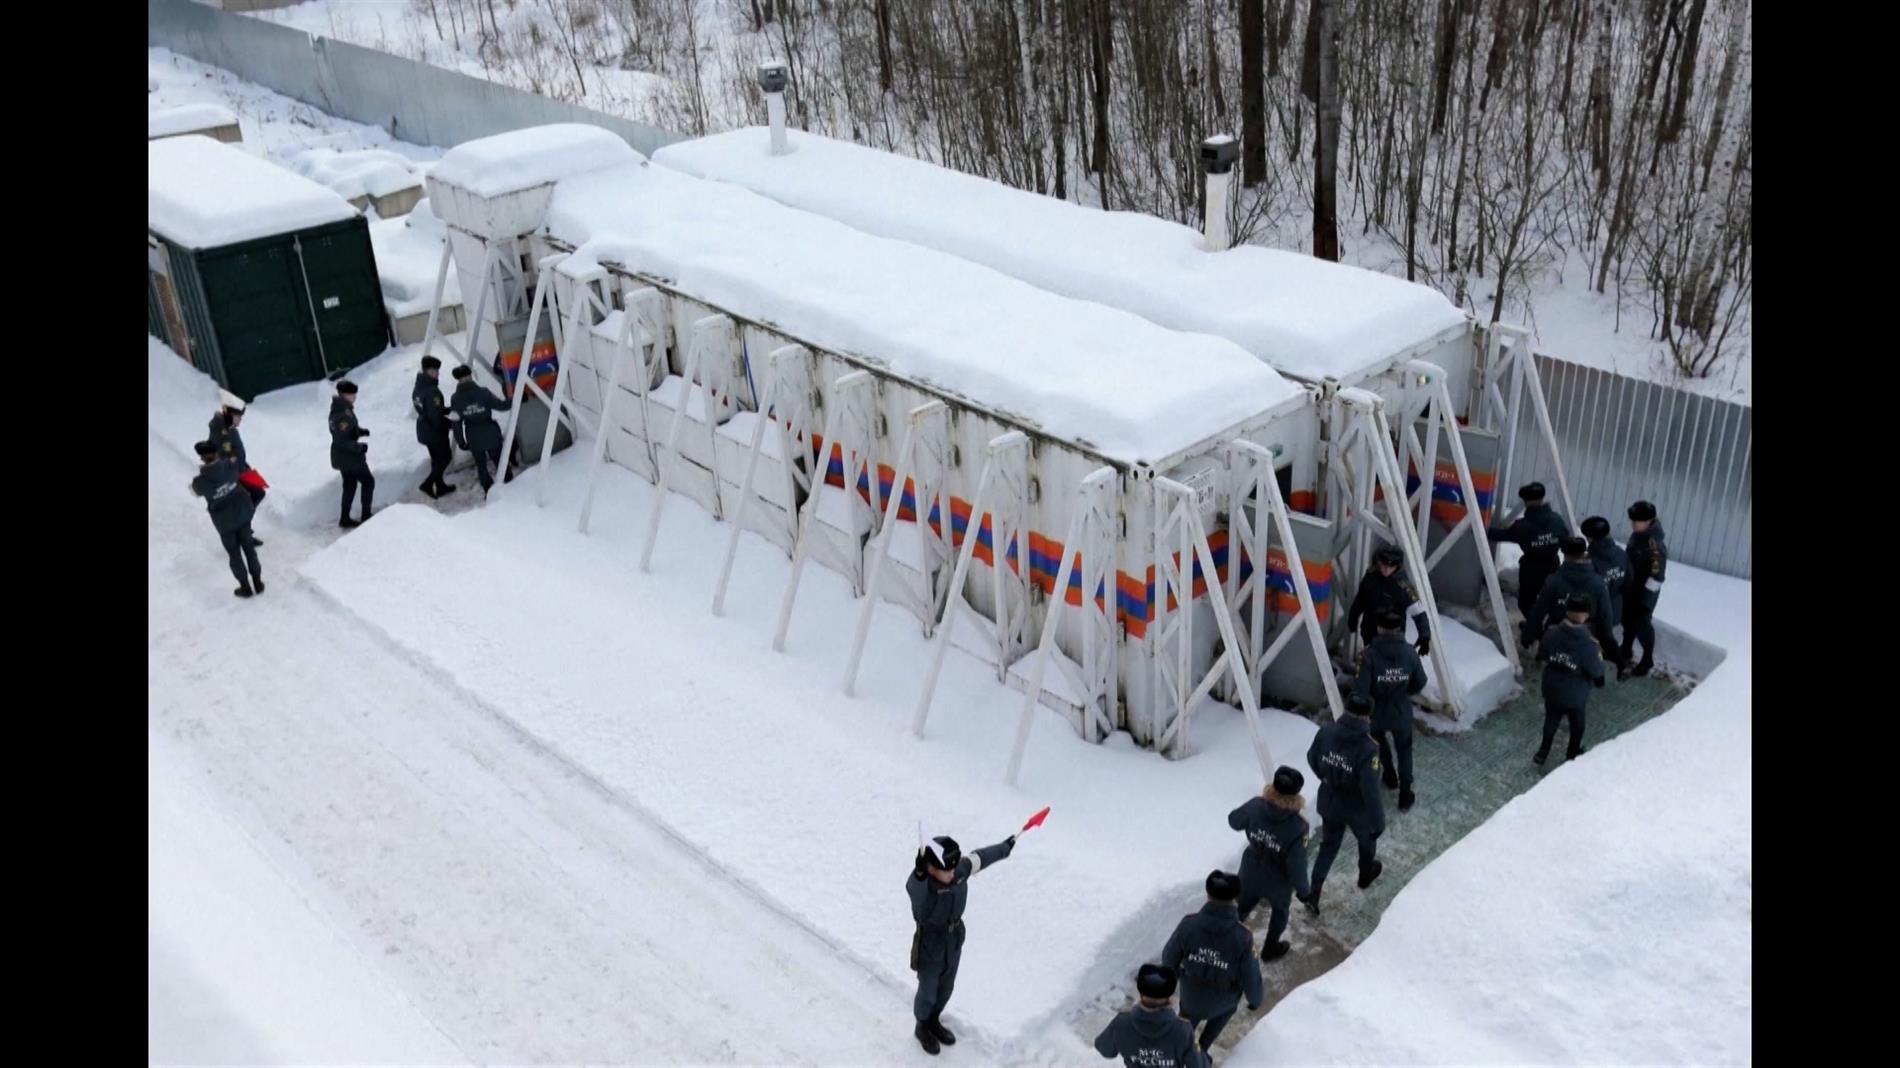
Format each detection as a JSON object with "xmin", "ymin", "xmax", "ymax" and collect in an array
[{"xmin": 906, "ymin": 808, "xmax": 1045, "ymax": 1056}]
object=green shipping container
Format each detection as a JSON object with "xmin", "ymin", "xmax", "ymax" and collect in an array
[{"xmin": 147, "ymin": 215, "xmax": 389, "ymax": 402}]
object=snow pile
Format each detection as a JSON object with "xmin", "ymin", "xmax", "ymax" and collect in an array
[
  {"xmin": 149, "ymin": 135, "xmax": 359, "ymax": 249},
  {"xmin": 1419, "ymin": 615, "xmax": 1516, "ymax": 727},
  {"xmin": 655, "ymin": 129, "xmax": 1470, "ymax": 383},
  {"xmin": 371, "ymin": 198, "xmax": 462, "ymax": 318},
  {"xmin": 148, "ymin": 733, "xmax": 461, "ymax": 1065},
  {"xmin": 149, "ymin": 337, "xmax": 433, "ymax": 529},
  {"xmin": 285, "ymin": 146, "xmax": 424, "ymax": 204},
  {"xmin": 1233, "ymin": 564, "xmax": 1750, "ymax": 1065},
  {"xmin": 428, "ymin": 123, "xmax": 641, "ymax": 198},
  {"xmin": 148, "ymin": 102, "xmax": 237, "ymax": 139},
  {"xmin": 539, "ymin": 157, "xmax": 1299, "ymax": 463},
  {"xmin": 302, "ymin": 452, "xmax": 1330, "ymax": 1050}
]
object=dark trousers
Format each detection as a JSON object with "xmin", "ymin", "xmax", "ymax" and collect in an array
[
  {"xmin": 1373, "ymin": 727, "xmax": 1414, "ymax": 790},
  {"xmin": 1540, "ymin": 698, "xmax": 1587, "ymax": 757},
  {"xmin": 471, "ymin": 444, "xmax": 503, "ymax": 491},
  {"xmin": 1187, "ymin": 1006, "xmax": 1238, "ymax": 1052},
  {"xmin": 340, "ymin": 470, "xmax": 375, "ymax": 520},
  {"xmin": 914, "ymin": 931, "xmax": 962, "ymax": 1022},
  {"xmin": 1619, "ymin": 599, "xmax": 1657, "ymax": 666},
  {"xmin": 1310, "ymin": 819, "xmax": 1377, "ymax": 892},
  {"xmin": 424, "ymin": 438, "xmax": 453, "ymax": 491},
  {"xmin": 1237, "ymin": 893, "xmax": 1292, "ymax": 950},
  {"xmin": 1518, "ymin": 557, "xmax": 1556, "ymax": 617},
  {"xmin": 218, "ymin": 523, "xmax": 261, "ymax": 586}
]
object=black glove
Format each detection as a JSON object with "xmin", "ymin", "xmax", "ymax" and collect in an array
[
  {"xmin": 1007, "ymin": 834, "xmax": 1018, "ymax": 847},
  {"xmin": 359, "ymin": 428, "xmax": 371, "ymax": 437},
  {"xmin": 1414, "ymin": 636, "xmax": 1431, "ymax": 656},
  {"xmin": 1594, "ymin": 676, "xmax": 1606, "ymax": 688},
  {"xmin": 913, "ymin": 850, "xmax": 929, "ymax": 878}
]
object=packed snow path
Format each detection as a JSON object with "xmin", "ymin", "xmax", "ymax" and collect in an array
[
  {"xmin": 147, "ymin": 437, "xmax": 954, "ymax": 1064},
  {"xmin": 1070, "ymin": 657, "xmax": 1689, "ymax": 1056}
]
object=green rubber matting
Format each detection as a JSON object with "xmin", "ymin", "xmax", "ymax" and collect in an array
[{"xmin": 1073, "ymin": 664, "xmax": 1695, "ymax": 1060}]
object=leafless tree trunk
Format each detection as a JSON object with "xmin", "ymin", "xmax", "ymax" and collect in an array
[
  {"xmin": 1312, "ymin": 0, "xmax": 1339, "ymax": 260},
  {"xmin": 875, "ymin": 0, "xmax": 894, "ymax": 94},
  {"xmin": 1242, "ymin": 0, "xmax": 1267, "ymax": 186}
]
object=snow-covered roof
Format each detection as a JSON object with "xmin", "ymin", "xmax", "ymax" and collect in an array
[
  {"xmin": 148, "ymin": 103, "xmax": 238, "ymax": 139},
  {"xmin": 537, "ymin": 158, "xmax": 1300, "ymax": 465},
  {"xmin": 429, "ymin": 123, "xmax": 640, "ymax": 198},
  {"xmin": 655, "ymin": 128, "xmax": 1471, "ymax": 383},
  {"xmin": 287, "ymin": 147, "xmax": 423, "ymax": 203},
  {"xmin": 148, "ymin": 136, "xmax": 360, "ymax": 249}
]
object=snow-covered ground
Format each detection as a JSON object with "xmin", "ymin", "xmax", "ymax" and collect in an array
[
  {"xmin": 149, "ymin": 399, "xmax": 952, "ymax": 1064},
  {"xmin": 1231, "ymin": 566, "xmax": 1751, "ymax": 1064}
]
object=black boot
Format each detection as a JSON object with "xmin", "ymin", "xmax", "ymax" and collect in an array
[
  {"xmin": 914, "ymin": 1021, "xmax": 940, "ymax": 1056},
  {"xmin": 1260, "ymin": 939, "xmax": 1291, "ymax": 962},
  {"xmin": 1633, "ymin": 659, "xmax": 1653, "ymax": 677},
  {"xmin": 438, "ymin": 480, "xmax": 458, "ymax": 494},
  {"xmin": 1296, "ymin": 890, "xmax": 1320, "ymax": 915},
  {"xmin": 1532, "ymin": 747, "xmax": 1549, "ymax": 766},
  {"xmin": 1567, "ymin": 745, "xmax": 1588, "ymax": 760},
  {"xmin": 340, "ymin": 516, "xmax": 361, "ymax": 529},
  {"xmin": 1398, "ymin": 787, "xmax": 1416, "ymax": 812},
  {"xmin": 1357, "ymin": 860, "xmax": 1384, "ymax": 890},
  {"xmin": 252, "ymin": 575, "xmax": 265, "ymax": 595},
  {"xmin": 927, "ymin": 1015, "xmax": 956, "ymax": 1046},
  {"xmin": 233, "ymin": 583, "xmax": 253, "ymax": 599}
]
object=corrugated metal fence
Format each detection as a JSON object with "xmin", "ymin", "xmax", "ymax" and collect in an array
[
  {"xmin": 1507, "ymin": 354, "xmax": 1752, "ymax": 579},
  {"xmin": 148, "ymin": 0, "xmax": 681, "ymax": 157}
]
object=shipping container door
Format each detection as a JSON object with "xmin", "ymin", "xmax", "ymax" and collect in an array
[
  {"xmin": 293, "ymin": 222, "xmax": 389, "ymax": 375},
  {"xmin": 199, "ymin": 240, "xmax": 325, "ymax": 399}
]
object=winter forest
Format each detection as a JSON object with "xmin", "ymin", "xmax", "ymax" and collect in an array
[{"xmin": 360, "ymin": 0, "xmax": 1753, "ymax": 382}]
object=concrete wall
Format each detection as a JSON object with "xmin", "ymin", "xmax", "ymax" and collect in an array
[{"xmin": 150, "ymin": 0, "xmax": 682, "ymax": 157}]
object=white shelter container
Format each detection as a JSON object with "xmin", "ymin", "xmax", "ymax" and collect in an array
[
  {"xmin": 654, "ymin": 128, "xmax": 1557, "ymax": 718},
  {"xmin": 422, "ymin": 126, "xmax": 1340, "ymax": 765}
]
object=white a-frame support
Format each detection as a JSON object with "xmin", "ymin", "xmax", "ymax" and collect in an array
[
  {"xmin": 532, "ymin": 258, "xmax": 614, "ymax": 508},
  {"xmin": 420, "ymin": 234, "xmax": 532, "ymax": 373},
  {"xmin": 1005, "ymin": 466, "xmax": 1120, "ymax": 786},
  {"xmin": 843, "ymin": 400, "xmax": 951, "ymax": 696},
  {"xmin": 578, "ymin": 283, "xmax": 668, "ymax": 534},
  {"xmin": 1390, "ymin": 360, "xmax": 1521, "ymax": 672},
  {"xmin": 496, "ymin": 252, "xmax": 572, "ymax": 502},
  {"xmin": 1150, "ymin": 473, "xmax": 1274, "ymax": 781},
  {"xmin": 1480, "ymin": 323, "xmax": 1577, "ymax": 531},
  {"xmin": 641, "ymin": 313, "xmax": 741, "ymax": 571},
  {"xmin": 713, "ymin": 343, "xmax": 816, "ymax": 616},
  {"xmin": 912, "ymin": 430, "xmax": 1032, "ymax": 737},
  {"xmin": 1220, "ymin": 439, "xmax": 1347, "ymax": 721},
  {"xmin": 772, "ymin": 370, "xmax": 878, "ymax": 652},
  {"xmin": 1332, "ymin": 388, "xmax": 1465, "ymax": 717}
]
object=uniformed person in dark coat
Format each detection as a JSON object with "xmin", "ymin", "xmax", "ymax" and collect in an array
[
  {"xmin": 1487, "ymin": 481, "xmax": 1569, "ymax": 618},
  {"xmin": 1304, "ymin": 694, "xmax": 1386, "ymax": 909},
  {"xmin": 1162, "ymin": 871, "xmax": 1264, "ymax": 1054},
  {"xmin": 412, "ymin": 355, "xmax": 457, "ymax": 499},
  {"xmin": 1354, "ymin": 610, "xmax": 1429, "ymax": 812},
  {"xmin": 190, "ymin": 440, "xmax": 263, "ymax": 598},
  {"xmin": 1345, "ymin": 545, "xmax": 1431, "ymax": 655},
  {"xmin": 908, "ymin": 832, "xmax": 1017, "ymax": 1055},
  {"xmin": 1618, "ymin": 500, "xmax": 1668, "ymax": 678},
  {"xmin": 329, "ymin": 380, "xmax": 374, "ymax": 528},
  {"xmin": 1581, "ymin": 516, "xmax": 1629, "ymax": 632},
  {"xmin": 1521, "ymin": 536, "xmax": 1620, "ymax": 662},
  {"xmin": 449, "ymin": 365, "xmax": 510, "ymax": 494},
  {"xmin": 207, "ymin": 397, "xmax": 263, "ymax": 540},
  {"xmin": 1227, "ymin": 767, "xmax": 1311, "ymax": 963},
  {"xmin": 1535, "ymin": 592, "xmax": 1607, "ymax": 764},
  {"xmin": 1093, "ymin": 964, "xmax": 1207, "ymax": 1068}
]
